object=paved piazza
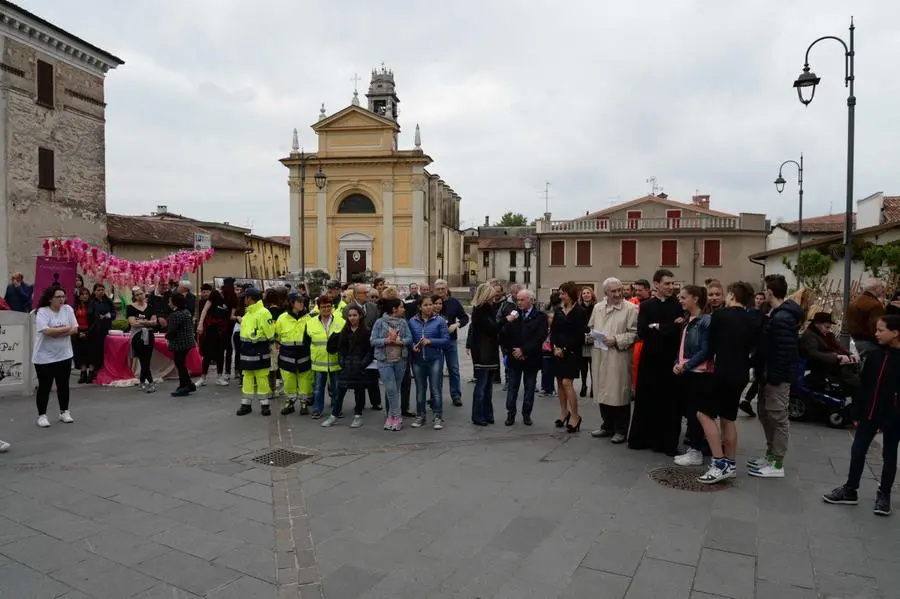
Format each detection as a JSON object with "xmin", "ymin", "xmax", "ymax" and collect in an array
[{"xmin": 0, "ymin": 347, "xmax": 897, "ymax": 599}]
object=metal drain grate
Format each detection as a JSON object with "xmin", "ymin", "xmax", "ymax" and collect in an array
[
  {"xmin": 252, "ymin": 448, "xmax": 314, "ymax": 468},
  {"xmin": 648, "ymin": 465, "xmax": 733, "ymax": 492}
]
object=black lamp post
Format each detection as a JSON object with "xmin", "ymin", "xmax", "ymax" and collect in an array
[
  {"xmin": 774, "ymin": 154, "xmax": 804, "ymax": 287},
  {"xmin": 298, "ymin": 150, "xmax": 327, "ymax": 280},
  {"xmin": 793, "ymin": 18, "xmax": 855, "ymax": 345}
]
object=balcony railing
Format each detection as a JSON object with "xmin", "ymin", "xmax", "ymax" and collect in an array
[{"xmin": 536, "ymin": 216, "xmax": 740, "ymax": 234}]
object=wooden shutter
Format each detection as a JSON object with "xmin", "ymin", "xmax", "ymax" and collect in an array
[
  {"xmin": 38, "ymin": 147, "xmax": 55, "ymax": 190},
  {"xmin": 509, "ymin": 250, "xmax": 517, "ymax": 267},
  {"xmin": 36, "ymin": 60, "xmax": 54, "ymax": 107},
  {"xmin": 661, "ymin": 240, "xmax": 678, "ymax": 266},
  {"xmin": 576, "ymin": 240, "xmax": 591, "ymax": 266},
  {"xmin": 620, "ymin": 240, "xmax": 637, "ymax": 267},
  {"xmin": 626, "ymin": 210, "xmax": 642, "ymax": 230},
  {"xmin": 666, "ymin": 209, "xmax": 681, "ymax": 229},
  {"xmin": 550, "ymin": 241, "xmax": 565, "ymax": 266},
  {"xmin": 703, "ymin": 240, "xmax": 721, "ymax": 266}
]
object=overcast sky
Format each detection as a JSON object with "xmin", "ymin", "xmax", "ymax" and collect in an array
[{"xmin": 28, "ymin": 0, "xmax": 900, "ymax": 235}]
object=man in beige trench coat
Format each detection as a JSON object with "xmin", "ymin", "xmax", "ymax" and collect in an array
[{"xmin": 589, "ymin": 277, "xmax": 638, "ymax": 443}]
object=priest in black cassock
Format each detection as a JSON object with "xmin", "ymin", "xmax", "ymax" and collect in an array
[{"xmin": 628, "ymin": 269, "xmax": 685, "ymax": 455}]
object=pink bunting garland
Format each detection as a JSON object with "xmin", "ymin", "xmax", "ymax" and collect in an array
[{"xmin": 43, "ymin": 237, "xmax": 214, "ymax": 287}]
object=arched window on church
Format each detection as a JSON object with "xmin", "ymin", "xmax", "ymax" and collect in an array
[{"xmin": 337, "ymin": 194, "xmax": 376, "ymax": 214}]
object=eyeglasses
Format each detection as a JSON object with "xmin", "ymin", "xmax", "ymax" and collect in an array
[{"xmin": 53, "ymin": 294, "xmax": 66, "ymax": 299}]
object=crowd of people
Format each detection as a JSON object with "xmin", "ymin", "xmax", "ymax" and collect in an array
[{"xmin": 2, "ymin": 270, "xmax": 900, "ymax": 518}]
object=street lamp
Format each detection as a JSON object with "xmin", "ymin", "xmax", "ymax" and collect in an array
[
  {"xmin": 299, "ymin": 152, "xmax": 327, "ymax": 280},
  {"xmin": 774, "ymin": 154, "xmax": 804, "ymax": 287},
  {"xmin": 793, "ymin": 18, "xmax": 855, "ymax": 346},
  {"xmin": 524, "ymin": 237, "xmax": 534, "ymax": 290}
]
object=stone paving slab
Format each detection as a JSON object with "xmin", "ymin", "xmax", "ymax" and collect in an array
[{"xmin": 0, "ymin": 345, "xmax": 897, "ymax": 598}]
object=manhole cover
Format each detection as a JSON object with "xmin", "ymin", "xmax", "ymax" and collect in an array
[
  {"xmin": 252, "ymin": 448, "xmax": 313, "ymax": 468},
  {"xmin": 648, "ymin": 466, "xmax": 733, "ymax": 492}
]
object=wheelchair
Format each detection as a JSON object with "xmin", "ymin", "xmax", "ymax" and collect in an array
[{"xmin": 788, "ymin": 359, "xmax": 857, "ymax": 428}]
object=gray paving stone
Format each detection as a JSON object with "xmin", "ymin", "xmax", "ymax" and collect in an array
[
  {"xmin": 50, "ymin": 554, "xmax": 159, "ymax": 599},
  {"xmin": 134, "ymin": 550, "xmax": 243, "ymax": 596},
  {"xmin": 227, "ymin": 481, "xmax": 273, "ymax": 503},
  {"xmin": 323, "ymin": 564, "xmax": 385, "ymax": 599},
  {"xmin": 0, "ymin": 515, "xmax": 39, "ymax": 546},
  {"xmin": 223, "ymin": 496, "xmax": 274, "ymax": 524},
  {"xmin": 691, "ymin": 593, "xmax": 730, "ymax": 599},
  {"xmin": 0, "ymin": 560, "xmax": 73, "ymax": 599},
  {"xmin": 488, "ymin": 515, "xmax": 559, "ymax": 555},
  {"xmin": 79, "ymin": 529, "xmax": 170, "ymax": 566},
  {"xmin": 56, "ymin": 591, "xmax": 95, "ymax": 599},
  {"xmin": 809, "ymin": 534, "xmax": 872, "ymax": 577},
  {"xmin": 207, "ymin": 575, "xmax": 276, "ymax": 599},
  {"xmin": 704, "ymin": 516, "xmax": 758, "ymax": 556},
  {"xmin": 162, "ymin": 502, "xmax": 232, "ymax": 533},
  {"xmin": 130, "ymin": 584, "xmax": 203, "ymax": 598},
  {"xmin": 753, "ymin": 580, "xmax": 817, "ymax": 599},
  {"xmin": 624, "ymin": 557, "xmax": 695, "ymax": 599},
  {"xmin": 693, "ymin": 548, "xmax": 756, "ymax": 599},
  {"xmin": 94, "ymin": 507, "xmax": 181, "ymax": 537},
  {"xmin": 560, "ymin": 566, "xmax": 630, "ymax": 599},
  {"xmin": 213, "ymin": 543, "xmax": 277, "ymax": 583},
  {"xmin": 815, "ymin": 571, "xmax": 883, "ymax": 599},
  {"xmin": 756, "ymin": 539, "xmax": 814, "ymax": 589},
  {"xmin": 219, "ymin": 518, "xmax": 275, "ymax": 547},
  {"xmin": 646, "ymin": 524, "xmax": 705, "ymax": 566},
  {"xmin": 0, "ymin": 532, "xmax": 91, "ymax": 573},
  {"xmin": 151, "ymin": 523, "xmax": 245, "ymax": 560},
  {"xmin": 581, "ymin": 530, "xmax": 648, "ymax": 577},
  {"xmin": 24, "ymin": 511, "xmax": 104, "ymax": 543},
  {"xmin": 109, "ymin": 488, "xmax": 190, "ymax": 514}
]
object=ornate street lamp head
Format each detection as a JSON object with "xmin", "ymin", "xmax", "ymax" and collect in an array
[
  {"xmin": 524, "ymin": 237, "xmax": 534, "ymax": 250},
  {"xmin": 314, "ymin": 166, "xmax": 327, "ymax": 190},
  {"xmin": 774, "ymin": 174, "xmax": 787, "ymax": 194},
  {"xmin": 793, "ymin": 66, "xmax": 821, "ymax": 106}
]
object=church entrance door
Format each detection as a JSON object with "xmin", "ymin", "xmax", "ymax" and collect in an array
[{"xmin": 346, "ymin": 250, "xmax": 367, "ymax": 280}]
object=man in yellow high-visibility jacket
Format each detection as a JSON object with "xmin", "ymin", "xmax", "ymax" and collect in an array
[
  {"xmin": 237, "ymin": 288, "xmax": 275, "ymax": 416},
  {"xmin": 276, "ymin": 293, "xmax": 313, "ymax": 415},
  {"xmin": 305, "ymin": 295, "xmax": 345, "ymax": 418}
]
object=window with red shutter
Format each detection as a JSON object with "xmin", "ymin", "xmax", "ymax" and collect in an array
[
  {"xmin": 576, "ymin": 240, "xmax": 591, "ymax": 266},
  {"xmin": 620, "ymin": 240, "xmax": 637, "ymax": 267},
  {"xmin": 666, "ymin": 209, "xmax": 681, "ymax": 229},
  {"xmin": 626, "ymin": 211, "xmax": 642, "ymax": 230},
  {"xmin": 597, "ymin": 217, "xmax": 609, "ymax": 231},
  {"xmin": 703, "ymin": 240, "xmax": 721, "ymax": 267},
  {"xmin": 661, "ymin": 240, "xmax": 678, "ymax": 266},
  {"xmin": 550, "ymin": 241, "xmax": 565, "ymax": 266}
]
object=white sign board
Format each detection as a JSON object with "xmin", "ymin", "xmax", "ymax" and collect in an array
[
  {"xmin": 194, "ymin": 233, "xmax": 212, "ymax": 251},
  {"xmin": 0, "ymin": 323, "xmax": 25, "ymax": 387}
]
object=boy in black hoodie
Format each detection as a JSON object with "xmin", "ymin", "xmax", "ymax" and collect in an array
[{"xmin": 824, "ymin": 314, "xmax": 900, "ymax": 516}]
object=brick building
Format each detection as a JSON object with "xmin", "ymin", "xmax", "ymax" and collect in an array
[{"xmin": 0, "ymin": 1, "xmax": 123, "ymax": 279}]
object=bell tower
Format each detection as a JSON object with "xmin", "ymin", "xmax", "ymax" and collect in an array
[{"xmin": 366, "ymin": 63, "xmax": 399, "ymax": 122}]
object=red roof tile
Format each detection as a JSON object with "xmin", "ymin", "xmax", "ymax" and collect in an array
[
  {"xmin": 107, "ymin": 215, "xmax": 249, "ymax": 251},
  {"xmin": 581, "ymin": 194, "xmax": 735, "ymax": 220},
  {"xmin": 479, "ymin": 237, "xmax": 526, "ymax": 250},
  {"xmin": 883, "ymin": 197, "xmax": 900, "ymax": 223},
  {"xmin": 267, "ymin": 236, "xmax": 291, "ymax": 246},
  {"xmin": 777, "ymin": 213, "xmax": 855, "ymax": 234}
]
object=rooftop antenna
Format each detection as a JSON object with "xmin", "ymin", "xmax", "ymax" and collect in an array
[
  {"xmin": 543, "ymin": 181, "xmax": 551, "ymax": 212},
  {"xmin": 607, "ymin": 195, "xmax": 621, "ymax": 207},
  {"xmin": 646, "ymin": 176, "xmax": 661, "ymax": 196}
]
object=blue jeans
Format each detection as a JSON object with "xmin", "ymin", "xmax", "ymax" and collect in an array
[
  {"xmin": 444, "ymin": 341, "xmax": 462, "ymax": 400},
  {"xmin": 506, "ymin": 368, "xmax": 537, "ymax": 417},
  {"xmin": 472, "ymin": 368, "xmax": 495, "ymax": 423},
  {"xmin": 541, "ymin": 355, "xmax": 555, "ymax": 393},
  {"xmin": 413, "ymin": 359, "xmax": 443, "ymax": 418},
  {"xmin": 313, "ymin": 371, "xmax": 339, "ymax": 415},
  {"xmin": 378, "ymin": 361, "xmax": 407, "ymax": 419}
]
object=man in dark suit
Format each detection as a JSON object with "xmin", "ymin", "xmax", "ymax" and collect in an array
[{"xmin": 499, "ymin": 289, "xmax": 548, "ymax": 426}]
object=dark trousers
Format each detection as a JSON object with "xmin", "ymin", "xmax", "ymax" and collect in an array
[
  {"xmin": 202, "ymin": 331, "xmax": 225, "ymax": 376},
  {"xmin": 173, "ymin": 349, "xmax": 192, "ymax": 390},
  {"xmin": 232, "ymin": 332, "xmax": 242, "ymax": 378},
  {"xmin": 540, "ymin": 355, "xmax": 555, "ymax": 393},
  {"xmin": 132, "ymin": 338, "xmax": 154, "ymax": 384},
  {"xmin": 629, "ymin": 366, "xmax": 676, "ymax": 451},
  {"xmin": 506, "ymin": 368, "xmax": 537, "ymax": 417},
  {"xmin": 368, "ymin": 378, "xmax": 382, "ymax": 408},
  {"xmin": 600, "ymin": 404, "xmax": 630, "ymax": 435},
  {"xmin": 579, "ymin": 355, "xmax": 591, "ymax": 388},
  {"xmin": 666, "ymin": 372, "xmax": 712, "ymax": 453},
  {"xmin": 848, "ymin": 417, "xmax": 900, "ymax": 493},
  {"xmin": 224, "ymin": 325, "xmax": 235, "ymax": 375},
  {"xmin": 472, "ymin": 368, "xmax": 495, "ymax": 423},
  {"xmin": 400, "ymin": 356, "xmax": 413, "ymax": 414},
  {"xmin": 335, "ymin": 386, "xmax": 367, "ymax": 417},
  {"xmin": 35, "ymin": 358, "xmax": 71, "ymax": 415}
]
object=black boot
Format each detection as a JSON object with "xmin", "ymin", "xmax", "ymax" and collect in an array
[
  {"xmin": 78, "ymin": 371, "xmax": 87, "ymax": 384},
  {"xmin": 236, "ymin": 404, "xmax": 252, "ymax": 416},
  {"xmin": 579, "ymin": 383, "xmax": 587, "ymax": 397},
  {"xmin": 261, "ymin": 404, "xmax": 271, "ymax": 416}
]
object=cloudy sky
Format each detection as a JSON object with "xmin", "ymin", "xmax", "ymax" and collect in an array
[{"xmin": 28, "ymin": 0, "xmax": 900, "ymax": 235}]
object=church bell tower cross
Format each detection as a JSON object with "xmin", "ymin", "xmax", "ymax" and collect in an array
[{"xmin": 366, "ymin": 63, "xmax": 400, "ymax": 122}]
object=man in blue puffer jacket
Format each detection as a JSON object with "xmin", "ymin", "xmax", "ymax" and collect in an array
[{"xmin": 748, "ymin": 274, "xmax": 804, "ymax": 479}]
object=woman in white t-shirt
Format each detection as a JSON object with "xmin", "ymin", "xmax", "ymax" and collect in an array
[{"xmin": 33, "ymin": 286, "xmax": 79, "ymax": 428}]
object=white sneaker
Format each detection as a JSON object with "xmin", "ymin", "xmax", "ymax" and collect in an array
[
  {"xmin": 216, "ymin": 377, "xmax": 229, "ymax": 386},
  {"xmin": 674, "ymin": 448, "xmax": 703, "ymax": 467},
  {"xmin": 350, "ymin": 415, "xmax": 363, "ymax": 428},
  {"xmin": 411, "ymin": 416, "xmax": 425, "ymax": 428},
  {"xmin": 748, "ymin": 464, "xmax": 785, "ymax": 478},
  {"xmin": 37, "ymin": 415, "xmax": 51, "ymax": 428},
  {"xmin": 0, "ymin": 440, "xmax": 10, "ymax": 452},
  {"xmin": 138, "ymin": 382, "xmax": 147, "ymax": 391},
  {"xmin": 145, "ymin": 383, "xmax": 158, "ymax": 394},
  {"xmin": 698, "ymin": 460, "xmax": 733, "ymax": 484},
  {"xmin": 198, "ymin": 377, "xmax": 207, "ymax": 386},
  {"xmin": 59, "ymin": 411, "xmax": 74, "ymax": 424},
  {"xmin": 321, "ymin": 415, "xmax": 339, "ymax": 427},
  {"xmin": 433, "ymin": 417, "xmax": 444, "ymax": 430}
]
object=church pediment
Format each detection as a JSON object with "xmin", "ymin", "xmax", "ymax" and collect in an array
[{"xmin": 313, "ymin": 105, "xmax": 399, "ymax": 133}]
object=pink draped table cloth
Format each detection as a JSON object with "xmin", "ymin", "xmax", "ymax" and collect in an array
[{"xmin": 94, "ymin": 333, "xmax": 202, "ymax": 387}]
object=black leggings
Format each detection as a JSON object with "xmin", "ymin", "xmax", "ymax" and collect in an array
[
  {"xmin": 35, "ymin": 358, "xmax": 71, "ymax": 415},
  {"xmin": 224, "ymin": 324, "xmax": 235, "ymax": 375},
  {"xmin": 336, "ymin": 386, "xmax": 367, "ymax": 416},
  {"xmin": 202, "ymin": 330, "xmax": 225, "ymax": 376},
  {"xmin": 173, "ymin": 349, "xmax": 192, "ymax": 389},
  {"xmin": 132, "ymin": 336, "xmax": 154, "ymax": 384},
  {"xmin": 848, "ymin": 417, "xmax": 900, "ymax": 492}
]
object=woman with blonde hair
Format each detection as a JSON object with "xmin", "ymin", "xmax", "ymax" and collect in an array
[{"xmin": 468, "ymin": 283, "xmax": 501, "ymax": 425}]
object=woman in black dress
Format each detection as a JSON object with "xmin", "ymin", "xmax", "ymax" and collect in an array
[{"xmin": 551, "ymin": 281, "xmax": 589, "ymax": 432}]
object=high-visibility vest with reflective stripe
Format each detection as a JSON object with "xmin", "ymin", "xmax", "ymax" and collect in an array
[
  {"xmin": 306, "ymin": 313, "xmax": 345, "ymax": 372},
  {"xmin": 239, "ymin": 301, "xmax": 275, "ymax": 371},
  {"xmin": 275, "ymin": 311, "xmax": 311, "ymax": 372}
]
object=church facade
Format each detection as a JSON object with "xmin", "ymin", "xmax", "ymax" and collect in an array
[{"xmin": 281, "ymin": 67, "xmax": 463, "ymax": 285}]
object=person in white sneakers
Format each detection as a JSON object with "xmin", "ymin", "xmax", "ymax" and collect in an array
[
  {"xmin": 0, "ymin": 439, "xmax": 10, "ymax": 452},
  {"xmin": 33, "ymin": 285, "xmax": 79, "ymax": 427}
]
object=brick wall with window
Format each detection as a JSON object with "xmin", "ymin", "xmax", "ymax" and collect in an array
[
  {"xmin": 620, "ymin": 240, "xmax": 637, "ymax": 267},
  {"xmin": 509, "ymin": 250, "xmax": 517, "ymax": 267},
  {"xmin": 661, "ymin": 240, "xmax": 678, "ymax": 267},
  {"xmin": 38, "ymin": 147, "xmax": 55, "ymax": 190},
  {"xmin": 702, "ymin": 239, "xmax": 721, "ymax": 267},
  {"xmin": 36, "ymin": 60, "xmax": 54, "ymax": 108},
  {"xmin": 549, "ymin": 240, "xmax": 565, "ymax": 266},
  {"xmin": 576, "ymin": 240, "xmax": 591, "ymax": 266}
]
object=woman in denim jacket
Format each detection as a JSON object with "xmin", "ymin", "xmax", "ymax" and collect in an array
[
  {"xmin": 407, "ymin": 296, "xmax": 451, "ymax": 430},
  {"xmin": 371, "ymin": 298, "xmax": 413, "ymax": 431},
  {"xmin": 670, "ymin": 285, "xmax": 713, "ymax": 465}
]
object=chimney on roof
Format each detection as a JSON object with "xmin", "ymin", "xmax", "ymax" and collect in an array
[
  {"xmin": 157, "ymin": 205, "xmax": 168, "ymax": 214},
  {"xmin": 658, "ymin": 192, "xmax": 668, "ymax": 199},
  {"xmin": 484, "ymin": 215, "xmax": 489, "ymax": 226},
  {"xmin": 692, "ymin": 195, "xmax": 710, "ymax": 210}
]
